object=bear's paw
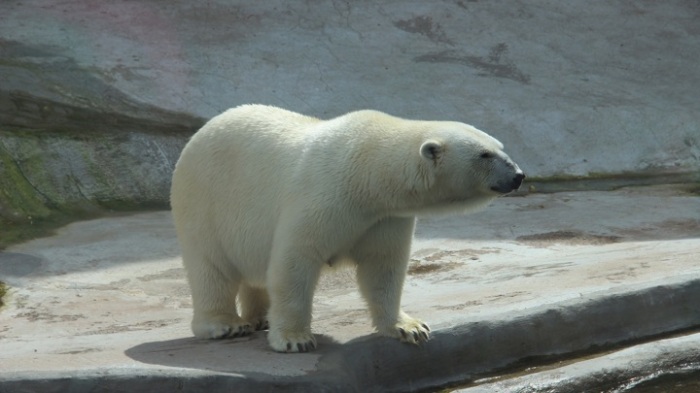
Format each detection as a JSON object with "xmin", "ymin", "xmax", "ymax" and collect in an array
[
  {"xmin": 267, "ymin": 329, "xmax": 317, "ymax": 353},
  {"xmin": 251, "ymin": 318, "xmax": 269, "ymax": 331},
  {"xmin": 192, "ymin": 314, "xmax": 253, "ymax": 339},
  {"xmin": 384, "ymin": 314, "xmax": 431, "ymax": 345}
]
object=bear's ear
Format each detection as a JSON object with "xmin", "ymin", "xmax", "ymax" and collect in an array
[{"xmin": 420, "ymin": 139, "xmax": 444, "ymax": 162}]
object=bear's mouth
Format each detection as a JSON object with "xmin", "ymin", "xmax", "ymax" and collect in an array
[{"xmin": 490, "ymin": 185, "xmax": 514, "ymax": 194}]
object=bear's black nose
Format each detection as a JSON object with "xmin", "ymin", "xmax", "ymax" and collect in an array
[{"xmin": 512, "ymin": 173, "xmax": 525, "ymax": 190}]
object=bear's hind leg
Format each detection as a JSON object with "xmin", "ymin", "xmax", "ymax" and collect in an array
[
  {"xmin": 184, "ymin": 251, "xmax": 252, "ymax": 339},
  {"xmin": 239, "ymin": 283, "xmax": 270, "ymax": 331}
]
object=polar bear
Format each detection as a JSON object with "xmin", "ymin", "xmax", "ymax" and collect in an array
[{"xmin": 170, "ymin": 105, "xmax": 524, "ymax": 352}]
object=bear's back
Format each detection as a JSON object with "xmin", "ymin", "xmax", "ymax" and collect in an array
[
  {"xmin": 171, "ymin": 105, "xmax": 327, "ymax": 272},
  {"xmin": 219, "ymin": 104, "xmax": 321, "ymax": 141}
]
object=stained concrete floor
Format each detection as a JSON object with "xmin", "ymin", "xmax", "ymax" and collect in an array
[{"xmin": 0, "ymin": 185, "xmax": 699, "ymax": 392}]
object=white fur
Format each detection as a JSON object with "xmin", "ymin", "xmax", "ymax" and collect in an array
[{"xmin": 170, "ymin": 105, "xmax": 523, "ymax": 352}]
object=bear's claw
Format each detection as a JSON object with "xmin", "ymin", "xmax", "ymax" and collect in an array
[
  {"xmin": 385, "ymin": 314, "xmax": 431, "ymax": 345},
  {"xmin": 296, "ymin": 342, "xmax": 315, "ymax": 352},
  {"xmin": 223, "ymin": 324, "xmax": 252, "ymax": 338},
  {"xmin": 254, "ymin": 319, "xmax": 270, "ymax": 331},
  {"xmin": 211, "ymin": 323, "xmax": 252, "ymax": 339},
  {"xmin": 192, "ymin": 314, "xmax": 253, "ymax": 340},
  {"xmin": 268, "ymin": 329, "xmax": 317, "ymax": 353}
]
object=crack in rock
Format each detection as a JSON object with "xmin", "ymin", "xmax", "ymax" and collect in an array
[
  {"xmin": 414, "ymin": 44, "xmax": 531, "ymax": 84},
  {"xmin": 394, "ymin": 15, "xmax": 455, "ymax": 46}
]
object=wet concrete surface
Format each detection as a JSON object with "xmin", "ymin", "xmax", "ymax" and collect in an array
[
  {"xmin": 455, "ymin": 330, "xmax": 700, "ymax": 393},
  {"xmin": 0, "ymin": 185, "xmax": 699, "ymax": 392},
  {"xmin": 627, "ymin": 369, "xmax": 700, "ymax": 393}
]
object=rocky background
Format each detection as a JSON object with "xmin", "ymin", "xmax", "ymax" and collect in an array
[{"xmin": 1, "ymin": 0, "xmax": 699, "ymax": 244}]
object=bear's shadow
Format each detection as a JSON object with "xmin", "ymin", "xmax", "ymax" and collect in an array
[{"xmin": 124, "ymin": 332, "xmax": 342, "ymax": 375}]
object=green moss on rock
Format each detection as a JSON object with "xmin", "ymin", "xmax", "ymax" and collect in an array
[
  {"xmin": 0, "ymin": 127, "xmax": 177, "ymax": 249},
  {"xmin": 0, "ymin": 139, "xmax": 53, "ymax": 222},
  {"xmin": 0, "ymin": 281, "xmax": 7, "ymax": 308}
]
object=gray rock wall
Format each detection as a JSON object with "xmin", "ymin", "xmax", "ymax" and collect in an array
[
  {"xmin": 1, "ymin": 0, "xmax": 699, "ymax": 227},
  {"xmin": 0, "ymin": 128, "xmax": 189, "ymax": 232},
  {"xmin": 1, "ymin": 131, "xmax": 186, "ymax": 209}
]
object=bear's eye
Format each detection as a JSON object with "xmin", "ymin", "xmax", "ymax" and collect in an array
[{"xmin": 480, "ymin": 152, "xmax": 494, "ymax": 159}]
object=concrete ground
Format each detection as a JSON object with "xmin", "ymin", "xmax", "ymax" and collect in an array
[{"xmin": 1, "ymin": 185, "xmax": 699, "ymax": 392}]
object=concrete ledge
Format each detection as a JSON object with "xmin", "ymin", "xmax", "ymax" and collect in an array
[
  {"xmin": 346, "ymin": 278, "xmax": 700, "ymax": 392},
  {"xmin": 2, "ymin": 278, "xmax": 699, "ymax": 393}
]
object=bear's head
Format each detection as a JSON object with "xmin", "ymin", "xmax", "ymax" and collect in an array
[{"xmin": 413, "ymin": 122, "xmax": 524, "ymax": 214}]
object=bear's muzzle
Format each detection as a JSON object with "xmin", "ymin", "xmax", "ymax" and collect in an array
[{"xmin": 491, "ymin": 171, "xmax": 525, "ymax": 194}]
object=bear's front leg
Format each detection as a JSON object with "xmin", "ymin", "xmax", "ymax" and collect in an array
[
  {"xmin": 266, "ymin": 250, "xmax": 323, "ymax": 353},
  {"xmin": 352, "ymin": 217, "xmax": 431, "ymax": 345},
  {"xmin": 357, "ymin": 263, "xmax": 431, "ymax": 345}
]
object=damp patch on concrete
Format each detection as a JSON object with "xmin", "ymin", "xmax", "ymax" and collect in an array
[{"xmin": 516, "ymin": 231, "xmax": 622, "ymax": 246}]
